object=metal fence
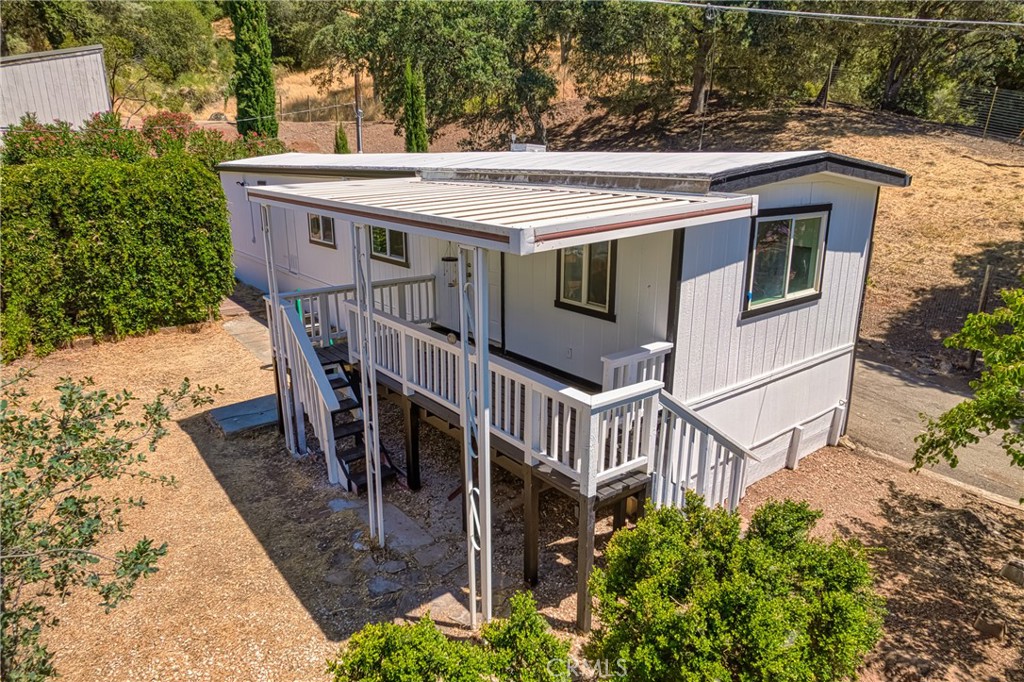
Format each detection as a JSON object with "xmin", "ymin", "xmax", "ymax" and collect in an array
[{"xmin": 952, "ymin": 87, "xmax": 1024, "ymax": 142}]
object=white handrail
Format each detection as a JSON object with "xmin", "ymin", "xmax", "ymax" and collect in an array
[
  {"xmin": 652, "ymin": 389, "xmax": 752, "ymax": 511},
  {"xmin": 280, "ymin": 302, "xmax": 345, "ymax": 487},
  {"xmin": 342, "ymin": 300, "xmax": 663, "ymax": 492},
  {"xmin": 601, "ymin": 341, "xmax": 674, "ymax": 391}
]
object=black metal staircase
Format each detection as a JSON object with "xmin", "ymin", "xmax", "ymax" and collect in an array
[{"xmin": 318, "ymin": 352, "xmax": 401, "ymax": 494}]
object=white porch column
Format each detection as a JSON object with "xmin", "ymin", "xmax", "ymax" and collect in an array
[
  {"xmin": 457, "ymin": 245, "xmax": 493, "ymax": 627},
  {"xmin": 260, "ymin": 204, "xmax": 297, "ymax": 455},
  {"xmin": 350, "ymin": 222, "xmax": 386, "ymax": 546}
]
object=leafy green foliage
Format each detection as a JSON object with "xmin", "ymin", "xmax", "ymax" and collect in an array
[
  {"xmin": 0, "ymin": 370, "xmax": 217, "ymax": 680},
  {"xmin": 1, "ymin": 112, "xmax": 288, "ymax": 173},
  {"xmin": 0, "ymin": 154, "xmax": 235, "ymax": 360},
  {"xmin": 481, "ymin": 592, "xmax": 570, "ymax": 682},
  {"xmin": 402, "ymin": 59, "xmax": 429, "ymax": 153},
  {"xmin": 334, "ymin": 122, "xmax": 351, "ymax": 154},
  {"xmin": 327, "ymin": 592, "xmax": 569, "ymax": 681},
  {"xmin": 227, "ymin": 0, "xmax": 279, "ymax": 138},
  {"xmin": 327, "ymin": 615, "xmax": 490, "ymax": 682},
  {"xmin": 915, "ymin": 285, "xmax": 1024, "ymax": 492},
  {"xmin": 589, "ymin": 494, "xmax": 885, "ymax": 682}
]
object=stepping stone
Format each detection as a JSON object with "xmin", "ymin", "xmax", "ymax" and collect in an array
[
  {"xmin": 369, "ymin": 576, "xmax": 402, "ymax": 597},
  {"xmin": 356, "ymin": 503, "xmax": 435, "ymax": 552},
  {"xmin": 329, "ymin": 498, "xmax": 363, "ymax": 513},
  {"xmin": 413, "ymin": 544, "xmax": 448, "ymax": 567},
  {"xmin": 999, "ymin": 559, "xmax": 1024, "ymax": 586},
  {"xmin": 381, "ymin": 560, "xmax": 407, "ymax": 574},
  {"xmin": 208, "ymin": 394, "xmax": 278, "ymax": 437}
]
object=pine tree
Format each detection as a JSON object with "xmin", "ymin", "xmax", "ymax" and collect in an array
[
  {"xmin": 227, "ymin": 0, "xmax": 278, "ymax": 138},
  {"xmin": 402, "ymin": 59, "xmax": 428, "ymax": 153},
  {"xmin": 334, "ymin": 121, "xmax": 351, "ymax": 154}
]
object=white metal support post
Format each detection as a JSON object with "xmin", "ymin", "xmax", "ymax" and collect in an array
[
  {"xmin": 350, "ymin": 223, "xmax": 386, "ymax": 546},
  {"xmin": 457, "ymin": 245, "xmax": 493, "ymax": 627},
  {"xmin": 260, "ymin": 203, "xmax": 297, "ymax": 455}
]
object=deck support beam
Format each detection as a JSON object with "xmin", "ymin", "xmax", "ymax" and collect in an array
[
  {"xmin": 523, "ymin": 464, "xmax": 540, "ymax": 587},
  {"xmin": 458, "ymin": 245, "xmax": 493, "ymax": 627},
  {"xmin": 577, "ymin": 494, "xmax": 597, "ymax": 632},
  {"xmin": 402, "ymin": 399, "xmax": 422, "ymax": 491},
  {"xmin": 351, "ymin": 222, "xmax": 386, "ymax": 546}
]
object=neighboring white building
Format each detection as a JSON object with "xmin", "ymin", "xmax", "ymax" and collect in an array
[
  {"xmin": 0, "ymin": 44, "xmax": 111, "ymax": 131},
  {"xmin": 217, "ymin": 150, "xmax": 909, "ymax": 629}
]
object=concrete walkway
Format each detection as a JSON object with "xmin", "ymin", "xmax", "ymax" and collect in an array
[{"xmin": 848, "ymin": 353, "xmax": 1022, "ymax": 501}]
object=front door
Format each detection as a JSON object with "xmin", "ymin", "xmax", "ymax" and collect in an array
[{"xmin": 435, "ymin": 242, "xmax": 502, "ymax": 345}]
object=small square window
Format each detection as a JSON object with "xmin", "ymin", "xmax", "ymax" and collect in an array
[
  {"xmin": 555, "ymin": 241, "xmax": 616, "ymax": 321},
  {"xmin": 369, "ymin": 226, "xmax": 409, "ymax": 267},
  {"xmin": 308, "ymin": 213, "xmax": 336, "ymax": 248},
  {"xmin": 744, "ymin": 207, "xmax": 828, "ymax": 316}
]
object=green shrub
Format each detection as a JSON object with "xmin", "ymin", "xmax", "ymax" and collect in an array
[
  {"xmin": 589, "ymin": 493, "xmax": 885, "ymax": 682},
  {"xmin": 0, "ymin": 154, "xmax": 234, "ymax": 361},
  {"xmin": 327, "ymin": 592, "xmax": 569, "ymax": 682},
  {"xmin": 0, "ymin": 114, "xmax": 76, "ymax": 165},
  {"xmin": 79, "ymin": 112, "xmax": 150, "ymax": 162},
  {"xmin": 142, "ymin": 110, "xmax": 197, "ymax": 155},
  {"xmin": 327, "ymin": 615, "xmax": 490, "ymax": 682},
  {"xmin": 482, "ymin": 592, "xmax": 570, "ymax": 682}
]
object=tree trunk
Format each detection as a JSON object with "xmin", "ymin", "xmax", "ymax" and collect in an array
[
  {"xmin": 688, "ymin": 14, "xmax": 715, "ymax": 116},
  {"xmin": 880, "ymin": 55, "xmax": 906, "ymax": 111}
]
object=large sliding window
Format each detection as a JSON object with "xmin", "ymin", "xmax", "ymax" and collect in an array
[
  {"xmin": 744, "ymin": 206, "xmax": 829, "ymax": 315},
  {"xmin": 555, "ymin": 241, "xmax": 616, "ymax": 321}
]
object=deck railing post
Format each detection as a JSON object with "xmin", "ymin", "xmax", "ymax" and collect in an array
[
  {"xmin": 579, "ymin": 408, "xmax": 601, "ymax": 498},
  {"xmin": 641, "ymin": 393, "xmax": 659, "ymax": 476}
]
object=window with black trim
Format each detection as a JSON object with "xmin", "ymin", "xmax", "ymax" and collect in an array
[
  {"xmin": 370, "ymin": 227, "xmax": 409, "ymax": 266},
  {"xmin": 745, "ymin": 207, "xmax": 828, "ymax": 314},
  {"xmin": 308, "ymin": 213, "xmax": 336, "ymax": 248},
  {"xmin": 555, "ymin": 241, "xmax": 616, "ymax": 320}
]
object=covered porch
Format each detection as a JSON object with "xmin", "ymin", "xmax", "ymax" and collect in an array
[{"xmin": 248, "ymin": 176, "xmax": 758, "ymax": 630}]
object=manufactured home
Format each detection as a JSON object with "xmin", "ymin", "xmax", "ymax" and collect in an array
[{"xmin": 217, "ymin": 151, "xmax": 909, "ymax": 630}]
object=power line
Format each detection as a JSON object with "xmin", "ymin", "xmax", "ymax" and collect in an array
[{"xmin": 634, "ymin": 0, "xmax": 1024, "ymax": 31}]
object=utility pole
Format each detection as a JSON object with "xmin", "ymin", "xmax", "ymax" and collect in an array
[{"xmin": 354, "ymin": 69, "xmax": 364, "ymax": 153}]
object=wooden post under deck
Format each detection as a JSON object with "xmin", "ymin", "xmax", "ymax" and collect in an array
[
  {"xmin": 577, "ymin": 494, "xmax": 597, "ymax": 632},
  {"xmin": 523, "ymin": 464, "xmax": 540, "ymax": 587},
  {"xmin": 402, "ymin": 399, "xmax": 422, "ymax": 491}
]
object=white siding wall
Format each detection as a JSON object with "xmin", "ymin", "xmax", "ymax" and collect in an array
[
  {"xmin": 672, "ymin": 174, "xmax": 878, "ymax": 479},
  {"xmin": 503, "ymin": 230, "xmax": 675, "ymax": 385},
  {"xmin": 1, "ymin": 47, "xmax": 110, "ymax": 129}
]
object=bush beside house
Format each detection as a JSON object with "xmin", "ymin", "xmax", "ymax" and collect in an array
[{"xmin": 1, "ymin": 154, "xmax": 235, "ymax": 361}]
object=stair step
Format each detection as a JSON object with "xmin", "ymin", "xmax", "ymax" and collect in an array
[
  {"xmin": 332, "ymin": 398, "xmax": 360, "ymax": 414},
  {"xmin": 333, "ymin": 420, "xmax": 364, "ymax": 440},
  {"xmin": 350, "ymin": 465, "xmax": 397, "ymax": 493},
  {"xmin": 336, "ymin": 445, "xmax": 365, "ymax": 467},
  {"xmin": 329, "ymin": 375, "xmax": 350, "ymax": 389}
]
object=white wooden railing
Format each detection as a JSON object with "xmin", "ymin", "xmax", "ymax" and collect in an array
[
  {"xmin": 279, "ymin": 300, "xmax": 344, "ymax": 486},
  {"xmin": 601, "ymin": 341, "xmax": 674, "ymax": 391},
  {"xmin": 651, "ymin": 390, "xmax": 755, "ymax": 511},
  {"xmin": 276, "ymin": 275, "xmax": 436, "ymax": 347},
  {"xmin": 344, "ymin": 301, "xmax": 665, "ymax": 497}
]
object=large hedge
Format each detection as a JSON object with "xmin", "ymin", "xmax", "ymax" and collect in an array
[
  {"xmin": 589, "ymin": 494, "xmax": 885, "ymax": 681},
  {"xmin": 1, "ymin": 154, "xmax": 234, "ymax": 360}
]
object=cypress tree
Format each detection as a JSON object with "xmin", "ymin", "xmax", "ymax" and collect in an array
[
  {"xmin": 402, "ymin": 59, "xmax": 428, "ymax": 153},
  {"xmin": 227, "ymin": 0, "xmax": 278, "ymax": 138},
  {"xmin": 334, "ymin": 121, "xmax": 351, "ymax": 154}
]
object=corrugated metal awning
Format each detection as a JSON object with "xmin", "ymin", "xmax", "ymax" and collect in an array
[{"xmin": 247, "ymin": 177, "xmax": 756, "ymax": 254}]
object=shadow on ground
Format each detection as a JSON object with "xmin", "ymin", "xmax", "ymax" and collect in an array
[
  {"xmin": 836, "ymin": 481, "xmax": 1024, "ymax": 682},
  {"xmin": 876, "ymin": 234, "xmax": 1024, "ymax": 374},
  {"xmin": 179, "ymin": 398, "xmax": 604, "ymax": 643}
]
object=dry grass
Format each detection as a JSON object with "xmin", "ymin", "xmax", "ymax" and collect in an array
[
  {"xmin": 10, "ymin": 321, "xmax": 1023, "ymax": 681},
  {"xmin": 741, "ymin": 448, "xmax": 1024, "ymax": 682}
]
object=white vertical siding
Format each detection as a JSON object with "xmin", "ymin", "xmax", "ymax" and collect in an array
[
  {"xmin": 1, "ymin": 47, "xmax": 110, "ymax": 129},
  {"xmin": 503, "ymin": 230, "xmax": 674, "ymax": 384},
  {"xmin": 673, "ymin": 174, "xmax": 877, "ymax": 468}
]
